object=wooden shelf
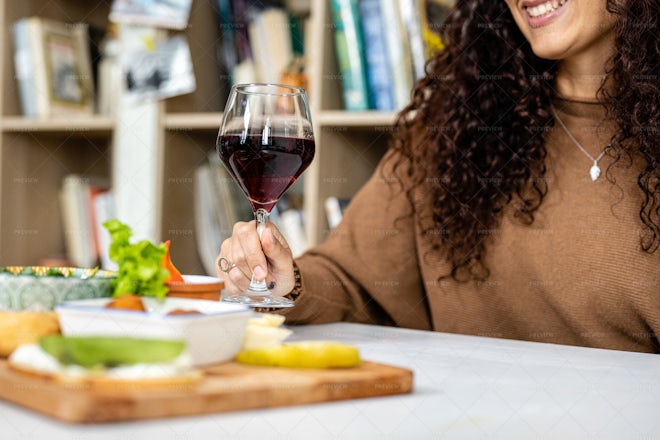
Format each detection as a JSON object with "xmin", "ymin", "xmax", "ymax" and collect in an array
[
  {"xmin": 164, "ymin": 112, "xmax": 223, "ymax": 131},
  {"xmin": 1, "ymin": 116, "xmax": 114, "ymax": 134},
  {"xmin": 316, "ymin": 110, "xmax": 397, "ymax": 127}
]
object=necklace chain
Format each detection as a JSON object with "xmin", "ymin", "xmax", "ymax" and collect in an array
[{"xmin": 551, "ymin": 105, "xmax": 607, "ymax": 181}]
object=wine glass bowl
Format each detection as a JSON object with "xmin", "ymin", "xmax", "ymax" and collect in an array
[{"xmin": 217, "ymin": 84, "xmax": 315, "ymax": 308}]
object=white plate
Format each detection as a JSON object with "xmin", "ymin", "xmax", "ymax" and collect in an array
[{"xmin": 55, "ymin": 297, "xmax": 253, "ymax": 366}]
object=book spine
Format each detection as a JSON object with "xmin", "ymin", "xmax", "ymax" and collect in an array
[
  {"xmin": 60, "ymin": 175, "xmax": 96, "ymax": 268},
  {"xmin": 230, "ymin": 0, "xmax": 253, "ymax": 62},
  {"xmin": 248, "ymin": 8, "xmax": 294, "ymax": 84},
  {"xmin": 12, "ymin": 20, "xmax": 36, "ymax": 117},
  {"xmin": 379, "ymin": 0, "xmax": 414, "ymax": 109},
  {"xmin": 358, "ymin": 0, "xmax": 395, "ymax": 111},
  {"xmin": 331, "ymin": 0, "xmax": 369, "ymax": 111},
  {"xmin": 91, "ymin": 190, "xmax": 116, "ymax": 271},
  {"xmin": 324, "ymin": 196, "xmax": 350, "ymax": 228},
  {"xmin": 278, "ymin": 209, "xmax": 308, "ymax": 258},
  {"xmin": 216, "ymin": 0, "xmax": 237, "ymax": 82},
  {"xmin": 194, "ymin": 164, "xmax": 224, "ymax": 276},
  {"xmin": 398, "ymin": 0, "xmax": 427, "ymax": 81}
]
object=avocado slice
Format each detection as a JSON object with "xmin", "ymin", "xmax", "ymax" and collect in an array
[{"xmin": 39, "ymin": 335, "xmax": 186, "ymax": 369}]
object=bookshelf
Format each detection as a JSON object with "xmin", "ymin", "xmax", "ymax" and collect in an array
[
  {"xmin": 0, "ymin": 0, "xmax": 394, "ymax": 273},
  {"xmin": 0, "ymin": 1, "xmax": 114, "ymax": 266}
]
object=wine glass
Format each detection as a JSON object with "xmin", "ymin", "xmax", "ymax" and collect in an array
[{"xmin": 216, "ymin": 83, "xmax": 315, "ymax": 308}]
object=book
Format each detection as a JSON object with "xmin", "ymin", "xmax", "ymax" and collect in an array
[
  {"xmin": 230, "ymin": 0, "xmax": 254, "ymax": 64},
  {"xmin": 358, "ymin": 0, "xmax": 395, "ymax": 111},
  {"xmin": 194, "ymin": 164, "xmax": 223, "ymax": 275},
  {"xmin": 207, "ymin": 151, "xmax": 253, "ymax": 228},
  {"xmin": 331, "ymin": 0, "xmax": 369, "ymax": 111},
  {"xmin": 216, "ymin": 0, "xmax": 238, "ymax": 83},
  {"xmin": 90, "ymin": 190, "xmax": 116, "ymax": 271},
  {"xmin": 247, "ymin": 7, "xmax": 294, "ymax": 84},
  {"xmin": 12, "ymin": 17, "xmax": 95, "ymax": 118},
  {"xmin": 288, "ymin": 14, "xmax": 305, "ymax": 57},
  {"xmin": 60, "ymin": 175, "xmax": 94, "ymax": 268},
  {"xmin": 270, "ymin": 193, "xmax": 308, "ymax": 257},
  {"xmin": 193, "ymin": 153, "xmax": 253, "ymax": 275},
  {"xmin": 379, "ymin": 0, "xmax": 414, "ymax": 109},
  {"xmin": 277, "ymin": 208, "xmax": 308, "ymax": 258},
  {"xmin": 96, "ymin": 24, "xmax": 121, "ymax": 116},
  {"xmin": 109, "ymin": 0, "xmax": 193, "ymax": 30},
  {"xmin": 398, "ymin": 0, "xmax": 427, "ymax": 81},
  {"xmin": 215, "ymin": 0, "xmax": 259, "ymax": 85},
  {"xmin": 60, "ymin": 175, "xmax": 110, "ymax": 268},
  {"xmin": 324, "ymin": 196, "xmax": 350, "ymax": 229}
]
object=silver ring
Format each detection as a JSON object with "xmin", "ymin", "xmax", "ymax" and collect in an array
[{"xmin": 218, "ymin": 257, "xmax": 237, "ymax": 273}]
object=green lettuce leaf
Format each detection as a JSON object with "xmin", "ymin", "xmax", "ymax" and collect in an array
[{"xmin": 103, "ymin": 219, "xmax": 170, "ymax": 299}]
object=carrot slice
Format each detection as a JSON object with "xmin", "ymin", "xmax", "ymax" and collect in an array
[{"xmin": 162, "ymin": 240, "xmax": 184, "ymax": 283}]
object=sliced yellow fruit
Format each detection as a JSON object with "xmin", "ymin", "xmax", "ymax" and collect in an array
[
  {"xmin": 241, "ymin": 324, "xmax": 293, "ymax": 351},
  {"xmin": 248, "ymin": 313, "xmax": 286, "ymax": 328},
  {"xmin": 235, "ymin": 341, "xmax": 361, "ymax": 368},
  {"xmin": 241, "ymin": 312, "xmax": 292, "ymax": 351}
]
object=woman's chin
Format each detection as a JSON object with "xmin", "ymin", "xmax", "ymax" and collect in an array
[
  {"xmin": 527, "ymin": 39, "xmax": 569, "ymax": 61},
  {"xmin": 529, "ymin": 46, "xmax": 565, "ymax": 61}
]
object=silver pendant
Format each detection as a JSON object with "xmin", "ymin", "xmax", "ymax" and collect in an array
[{"xmin": 590, "ymin": 163, "xmax": 601, "ymax": 181}]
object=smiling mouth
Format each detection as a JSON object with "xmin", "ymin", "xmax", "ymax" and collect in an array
[{"xmin": 526, "ymin": 0, "xmax": 567, "ymax": 18}]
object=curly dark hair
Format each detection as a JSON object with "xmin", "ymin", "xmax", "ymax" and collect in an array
[{"xmin": 389, "ymin": 0, "xmax": 660, "ymax": 280}]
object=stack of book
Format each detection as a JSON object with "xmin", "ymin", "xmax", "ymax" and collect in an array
[
  {"xmin": 215, "ymin": 0, "xmax": 308, "ymax": 87},
  {"xmin": 59, "ymin": 175, "xmax": 115, "ymax": 269},
  {"xmin": 331, "ymin": 0, "xmax": 454, "ymax": 111}
]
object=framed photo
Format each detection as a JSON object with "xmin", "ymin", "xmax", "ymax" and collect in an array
[
  {"xmin": 44, "ymin": 28, "xmax": 92, "ymax": 109},
  {"xmin": 110, "ymin": 0, "xmax": 193, "ymax": 30},
  {"xmin": 123, "ymin": 34, "xmax": 196, "ymax": 103},
  {"xmin": 13, "ymin": 17, "xmax": 94, "ymax": 117}
]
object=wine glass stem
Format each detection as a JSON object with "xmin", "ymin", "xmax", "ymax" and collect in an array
[{"xmin": 247, "ymin": 208, "xmax": 270, "ymax": 295}]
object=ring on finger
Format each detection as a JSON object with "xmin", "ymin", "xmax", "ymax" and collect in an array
[{"xmin": 218, "ymin": 257, "xmax": 237, "ymax": 273}]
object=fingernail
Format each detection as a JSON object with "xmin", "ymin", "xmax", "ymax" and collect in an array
[{"xmin": 253, "ymin": 266, "xmax": 266, "ymax": 280}]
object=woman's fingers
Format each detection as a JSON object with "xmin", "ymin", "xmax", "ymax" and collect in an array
[
  {"xmin": 234, "ymin": 221, "xmax": 268, "ymax": 280},
  {"xmin": 260, "ymin": 223, "xmax": 295, "ymax": 295},
  {"xmin": 217, "ymin": 220, "xmax": 296, "ymax": 296},
  {"xmin": 217, "ymin": 222, "xmax": 254, "ymax": 293}
]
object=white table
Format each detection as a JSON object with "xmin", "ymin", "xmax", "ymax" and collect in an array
[{"xmin": 2, "ymin": 322, "xmax": 659, "ymax": 439}]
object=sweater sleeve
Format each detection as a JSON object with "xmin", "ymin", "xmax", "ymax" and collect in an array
[{"xmin": 280, "ymin": 151, "xmax": 432, "ymax": 330}]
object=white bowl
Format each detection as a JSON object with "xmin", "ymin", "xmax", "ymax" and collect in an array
[{"xmin": 55, "ymin": 297, "xmax": 253, "ymax": 366}]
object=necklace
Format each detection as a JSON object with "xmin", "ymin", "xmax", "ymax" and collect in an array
[{"xmin": 551, "ymin": 105, "xmax": 607, "ymax": 181}]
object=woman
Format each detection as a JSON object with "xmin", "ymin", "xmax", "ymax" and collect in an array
[{"xmin": 218, "ymin": 0, "xmax": 659, "ymax": 352}]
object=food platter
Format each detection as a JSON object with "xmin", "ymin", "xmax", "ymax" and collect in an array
[{"xmin": 0, "ymin": 358, "xmax": 413, "ymax": 423}]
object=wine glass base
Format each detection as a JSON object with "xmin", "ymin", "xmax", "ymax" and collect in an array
[{"xmin": 223, "ymin": 293, "xmax": 295, "ymax": 308}]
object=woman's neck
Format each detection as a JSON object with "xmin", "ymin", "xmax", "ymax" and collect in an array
[
  {"xmin": 555, "ymin": 63, "xmax": 607, "ymax": 101},
  {"xmin": 555, "ymin": 36, "xmax": 615, "ymax": 101}
]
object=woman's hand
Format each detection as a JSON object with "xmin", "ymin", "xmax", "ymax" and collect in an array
[{"xmin": 217, "ymin": 221, "xmax": 295, "ymax": 296}]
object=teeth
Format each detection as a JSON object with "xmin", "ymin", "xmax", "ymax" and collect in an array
[{"xmin": 527, "ymin": 0, "xmax": 566, "ymax": 18}]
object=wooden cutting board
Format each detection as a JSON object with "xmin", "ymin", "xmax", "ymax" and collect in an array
[{"xmin": 0, "ymin": 359, "xmax": 413, "ymax": 423}]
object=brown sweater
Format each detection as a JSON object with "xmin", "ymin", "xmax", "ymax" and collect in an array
[{"xmin": 283, "ymin": 98, "xmax": 660, "ymax": 353}]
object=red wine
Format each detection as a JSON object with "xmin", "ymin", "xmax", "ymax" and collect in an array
[{"xmin": 218, "ymin": 135, "xmax": 315, "ymax": 213}]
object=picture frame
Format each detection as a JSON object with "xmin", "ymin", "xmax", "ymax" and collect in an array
[
  {"xmin": 109, "ymin": 0, "xmax": 193, "ymax": 30},
  {"xmin": 13, "ymin": 17, "xmax": 95, "ymax": 118},
  {"xmin": 122, "ymin": 34, "xmax": 196, "ymax": 103}
]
